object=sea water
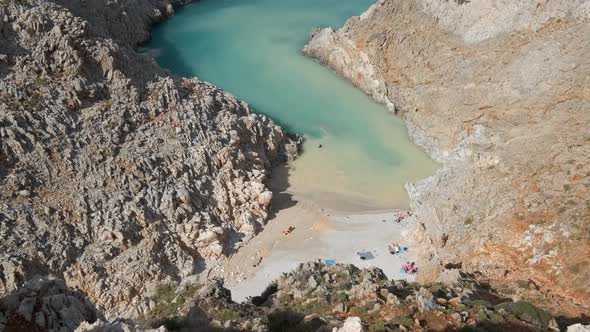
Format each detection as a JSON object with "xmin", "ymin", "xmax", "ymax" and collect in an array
[{"xmin": 149, "ymin": 0, "xmax": 436, "ymax": 210}]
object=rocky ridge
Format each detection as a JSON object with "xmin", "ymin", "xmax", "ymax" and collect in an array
[
  {"xmin": 4, "ymin": 262, "xmax": 579, "ymax": 331},
  {"xmin": 304, "ymin": 0, "xmax": 590, "ymax": 315},
  {"xmin": 0, "ymin": 0, "xmax": 298, "ymax": 319}
]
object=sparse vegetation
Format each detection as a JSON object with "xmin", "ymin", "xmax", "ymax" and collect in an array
[
  {"xmin": 287, "ymin": 299, "xmax": 328, "ymax": 316},
  {"xmin": 498, "ymin": 301, "xmax": 553, "ymax": 327},
  {"xmin": 216, "ymin": 308, "xmax": 240, "ymax": 322},
  {"xmin": 368, "ymin": 321, "xmax": 387, "ymax": 331},
  {"xmin": 265, "ymin": 310, "xmax": 316, "ymax": 332},
  {"xmin": 349, "ymin": 304, "xmax": 373, "ymax": 322},
  {"xmin": 144, "ymin": 283, "xmax": 201, "ymax": 323},
  {"xmin": 394, "ymin": 315, "xmax": 414, "ymax": 327}
]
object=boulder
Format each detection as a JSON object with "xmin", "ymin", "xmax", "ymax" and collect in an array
[
  {"xmin": 568, "ymin": 324, "xmax": 590, "ymax": 332},
  {"xmin": 334, "ymin": 317, "xmax": 365, "ymax": 332}
]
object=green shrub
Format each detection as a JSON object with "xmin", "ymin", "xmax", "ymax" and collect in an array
[
  {"xmin": 146, "ymin": 283, "xmax": 201, "ymax": 322},
  {"xmin": 265, "ymin": 310, "xmax": 314, "ymax": 332},
  {"xmin": 349, "ymin": 305, "xmax": 372, "ymax": 321},
  {"xmin": 466, "ymin": 299, "xmax": 492, "ymax": 309},
  {"xmin": 331, "ymin": 291, "xmax": 349, "ymax": 304},
  {"xmin": 217, "ymin": 308, "xmax": 240, "ymax": 322},
  {"xmin": 288, "ymin": 299, "xmax": 327, "ymax": 316},
  {"xmin": 368, "ymin": 321, "xmax": 387, "ymax": 331},
  {"xmin": 394, "ymin": 315, "xmax": 414, "ymax": 327},
  {"xmin": 500, "ymin": 301, "xmax": 552, "ymax": 327}
]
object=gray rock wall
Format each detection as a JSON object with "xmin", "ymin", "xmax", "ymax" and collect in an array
[{"xmin": 0, "ymin": 0, "xmax": 298, "ymax": 319}]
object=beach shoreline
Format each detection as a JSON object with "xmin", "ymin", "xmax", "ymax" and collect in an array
[{"xmin": 212, "ymin": 184, "xmax": 417, "ymax": 302}]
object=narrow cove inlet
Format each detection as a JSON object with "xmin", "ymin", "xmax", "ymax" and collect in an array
[
  {"xmin": 149, "ymin": 0, "xmax": 436, "ymax": 210},
  {"xmin": 149, "ymin": 0, "xmax": 437, "ymax": 300}
]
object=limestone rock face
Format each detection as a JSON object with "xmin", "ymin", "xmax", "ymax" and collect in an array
[
  {"xmin": 0, "ymin": 0, "xmax": 298, "ymax": 319},
  {"xmin": 0, "ymin": 277, "xmax": 101, "ymax": 332},
  {"xmin": 304, "ymin": 0, "xmax": 590, "ymax": 313}
]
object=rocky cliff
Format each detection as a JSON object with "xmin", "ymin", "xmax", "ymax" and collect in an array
[
  {"xmin": 0, "ymin": 0, "xmax": 298, "ymax": 319},
  {"xmin": 304, "ymin": 0, "xmax": 590, "ymax": 315}
]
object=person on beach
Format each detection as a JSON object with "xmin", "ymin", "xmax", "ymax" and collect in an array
[
  {"xmin": 402, "ymin": 261, "xmax": 418, "ymax": 274},
  {"xmin": 396, "ymin": 212, "xmax": 411, "ymax": 223},
  {"xmin": 388, "ymin": 242, "xmax": 401, "ymax": 254},
  {"xmin": 402, "ymin": 261, "xmax": 411, "ymax": 272}
]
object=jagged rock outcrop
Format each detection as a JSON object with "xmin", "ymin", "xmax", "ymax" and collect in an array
[
  {"xmin": 137, "ymin": 262, "xmax": 566, "ymax": 331},
  {"xmin": 0, "ymin": 276, "xmax": 101, "ymax": 331},
  {"xmin": 304, "ymin": 0, "xmax": 590, "ymax": 314},
  {"xmin": 3, "ymin": 262, "xmax": 576, "ymax": 331},
  {"xmin": 0, "ymin": 0, "xmax": 298, "ymax": 319}
]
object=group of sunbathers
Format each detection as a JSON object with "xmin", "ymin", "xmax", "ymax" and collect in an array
[
  {"xmin": 387, "ymin": 242, "xmax": 418, "ymax": 274},
  {"xmin": 388, "ymin": 242, "xmax": 404, "ymax": 255},
  {"xmin": 401, "ymin": 261, "xmax": 418, "ymax": 274}
]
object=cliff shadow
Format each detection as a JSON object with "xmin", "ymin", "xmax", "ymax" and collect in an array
[
  {"xmin": 221, "ymin": 163, "xmax": 298, "ymax": 258},
  {"xmin": 556, "ymin": 314, "xmax": 590, "ymax": 331},
  {"xmin": 141, "ymin": 35, "xmax": 197, "ymax": 80},
  {"xmin": 265, "ymin": 163, "xmax": 298, "ymax": 220}
]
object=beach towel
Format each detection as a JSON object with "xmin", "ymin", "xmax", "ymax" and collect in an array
[
  {"xmin": 324, "ymin": 259, "xmax": 335, "ymax": 266},
  {"xmin": 400, "ymin": 267, "xmax": 418, "ymax": 274},
  {"xmin": 388, "ymin": 246, "xmax": 407, "ymax": 255}
]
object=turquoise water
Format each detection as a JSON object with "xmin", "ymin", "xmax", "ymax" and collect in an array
[{"xmin": 149, "ymin": 0, "xmax": 436, "ymax": 209}]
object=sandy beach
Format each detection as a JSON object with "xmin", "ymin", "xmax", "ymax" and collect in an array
[{"xmin": 212, "ymin": 182, "xmax": 417, "ymax": 302}]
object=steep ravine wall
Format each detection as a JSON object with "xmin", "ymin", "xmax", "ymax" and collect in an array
[
  {"xmin": 0, "ymin": 0, "xmax": 298, "ymax": 319},
  {"xmin": 304, "ymin": 0, "xmax": 590, "ymax": 315}
]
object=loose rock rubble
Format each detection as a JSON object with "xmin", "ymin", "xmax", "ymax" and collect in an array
[
  {"xmin": 121, "ymin": 262, "xmax": 571, "ymax": 331},
  {"xmin": 3, "ymin": 261, "xmax": 586, "ymax": 331},
  {"xmin": 0, "ymin": 0, "xmax": 298, "ymax": 319}
]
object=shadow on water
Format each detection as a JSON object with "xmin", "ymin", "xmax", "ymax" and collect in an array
[{"xmin": 145, "ymin": 36, "xmax": 198, "ymax": 80}]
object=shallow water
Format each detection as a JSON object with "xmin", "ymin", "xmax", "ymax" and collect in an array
[{"xmin": 149, "ymin": 0, "xmax": 436, "ymax": 209}]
